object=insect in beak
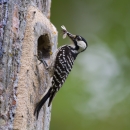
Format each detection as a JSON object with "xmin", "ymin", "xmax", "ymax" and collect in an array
[{"xmin": 61, "ymin": 25, "xmax": 76, "ymax": 41}]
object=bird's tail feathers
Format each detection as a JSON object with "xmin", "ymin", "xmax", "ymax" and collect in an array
[
  {"xmin": 48, "ymin": 92, "xmax": 56, "ymax": 107},
  {"xmin": 34, "ymin": 87, "xmax": 52, "ymax": 119}
]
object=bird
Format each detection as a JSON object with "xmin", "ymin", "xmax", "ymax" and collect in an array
[{"xmin": 34, "ymin": 25, "xmax": 88, "ymax": 119}]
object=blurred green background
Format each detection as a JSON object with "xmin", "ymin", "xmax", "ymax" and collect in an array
[{"xmin": 50, "ymin": 0, "xmax": 130, "ymax": 130}]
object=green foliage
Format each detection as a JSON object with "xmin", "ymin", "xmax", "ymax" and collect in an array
[{"xmin": 50, "ymin": 0, "xmax": 130, "ymax": 130}]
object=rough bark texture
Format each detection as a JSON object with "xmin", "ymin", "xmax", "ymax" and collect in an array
[{"xmin": 0, "ymin": 0, "xmax": 57, "ymax": 130}]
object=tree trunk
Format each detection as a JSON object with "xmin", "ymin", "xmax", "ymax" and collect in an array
[{"xmin": 0, "ymin": 0, "xmax": 57, "ymax": 130}]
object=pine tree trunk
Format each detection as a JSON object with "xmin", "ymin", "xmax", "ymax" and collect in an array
[{"xmin": 0, "ymin": 0, "xmax": 57, "ymax": 129}]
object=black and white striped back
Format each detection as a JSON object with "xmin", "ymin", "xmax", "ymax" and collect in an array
[{"xmin": 52, "ymin": 45, "xmax": 78, "ymax": 92}]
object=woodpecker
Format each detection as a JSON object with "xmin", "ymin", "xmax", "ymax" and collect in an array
[{"xmin": 34, "ymin": 25, "xmax": 88, "ymax": 119}]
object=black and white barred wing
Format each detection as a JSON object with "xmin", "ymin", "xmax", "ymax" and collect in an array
[
  {"xmin": 48, "ymin": 46, "xmax": 76, "ymax": 106},
  {"xmin": 52, "ymin": 46, "xmax": 75, "ymax": 89}
]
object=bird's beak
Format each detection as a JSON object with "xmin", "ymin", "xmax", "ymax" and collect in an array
[{"xmin": 67, "ymin": 32, "xmax": 76, "ymax": 41}]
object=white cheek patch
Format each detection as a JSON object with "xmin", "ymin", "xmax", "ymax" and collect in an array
[{"xmin": 77, "ymin": 41, "xmax": 86, "ymax": 52}]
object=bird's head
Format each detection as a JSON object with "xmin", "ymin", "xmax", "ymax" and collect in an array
[
  {"xmin": 61, "ymin": 25, "xmax": 88, "ymax": 53},
  {"xmin": 67, "ymin": 33, "xmax": 88, "ymax": 53}
]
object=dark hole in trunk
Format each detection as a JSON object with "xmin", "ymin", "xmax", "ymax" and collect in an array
[{"xmin": 38, "ymin": 34, "xmax": 51, "ymax": 60}]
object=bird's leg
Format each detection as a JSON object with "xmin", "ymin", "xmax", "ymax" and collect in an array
[
  {"xmin": 40, "ymin": 59, "xmax": 49, "ymax": 70},
  {"xmin": 35, "ymin": 51, "xmax": 56, "ymax": 77},
  {"xmin": 34, "ymin": 55, "xmax": 49, "ymax": 69},
  {"xmin": 34, "ymin": 51, "xmax": 49, "ymax": 70}
]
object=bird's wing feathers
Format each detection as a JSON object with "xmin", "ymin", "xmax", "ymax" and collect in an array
[{"xmin": 48, "ymin": 46, "xmax": 75, "ymax": 105}]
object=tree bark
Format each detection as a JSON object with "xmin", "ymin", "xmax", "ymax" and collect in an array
[{"xmin": 0, "ymin": 0, "xmax": 57, "ymax": 130}]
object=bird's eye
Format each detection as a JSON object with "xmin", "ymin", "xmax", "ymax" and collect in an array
[{"xmin": 77, "ymin": 36, "xmax": 81, "ymax": 41}]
